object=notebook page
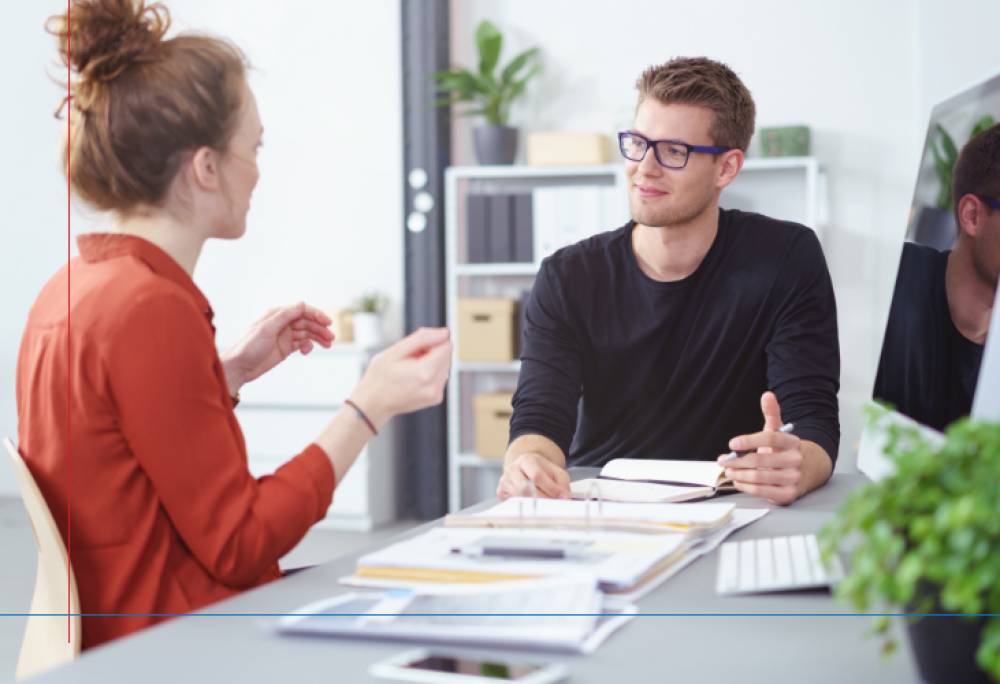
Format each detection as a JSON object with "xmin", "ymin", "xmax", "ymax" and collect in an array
[
  {"xmin": 600, "ymin": 458, "xmax": 725, "ymax": 487},
  {"xmin": 570, "ymin": 478, "xmax": 715, "ymax": 503}
]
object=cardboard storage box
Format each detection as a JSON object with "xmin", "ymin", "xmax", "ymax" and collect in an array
[
  {"xmin": 526, "ymin": 132, "xmax": 612, "ymax": 166},
  {"xmin": 474, "ymin": 392, "xmax": 514, "ymax": 459},
  {"xmin": 457, "ymin": 298, "xmax": 518, "ymax": 362}
]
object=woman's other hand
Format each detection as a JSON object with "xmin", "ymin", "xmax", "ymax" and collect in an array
[
  {"xmin": 221, "ymin": 302, "xmax": 334, "ymax": 394},
  {"xmin": 348, "ymin": 327, "xmax": 452, "ymax": 429}
]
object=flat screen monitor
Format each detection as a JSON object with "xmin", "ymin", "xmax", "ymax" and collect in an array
[{"xmin": 859, "ymin": 71, "xmax": 1000, "ymax": 478}]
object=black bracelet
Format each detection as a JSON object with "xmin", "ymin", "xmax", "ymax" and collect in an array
[{"xmin": 344, "ymin": 399, "xmax": 378, "ymax": 436}]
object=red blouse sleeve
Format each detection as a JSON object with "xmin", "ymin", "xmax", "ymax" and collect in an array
[{"xmin": 104, "ymin": 287, "xmax": 335, "ymax": 587}]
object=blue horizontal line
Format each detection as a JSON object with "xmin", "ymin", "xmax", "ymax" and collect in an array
[{"xmin": 1, "ymin": 613, "xmax": 998, "ymax": 618}]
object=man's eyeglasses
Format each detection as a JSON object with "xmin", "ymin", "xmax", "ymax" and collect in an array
[
  {"xmin": 978, "ymin": 194, "xmax": 1000, "ymax": 210},
  {"xmin": 617, "ymin": 131, "xmax": 732, "ymax": 169}
]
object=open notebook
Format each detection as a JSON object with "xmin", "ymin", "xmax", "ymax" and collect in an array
[{"xmin": 570, "ymin": 458, "xmax": 736, "ymax": 503}]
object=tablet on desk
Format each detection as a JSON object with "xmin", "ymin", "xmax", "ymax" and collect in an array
[{"xmin": 369, "ymin": 648, "xmax": 568, "ymax": 683}]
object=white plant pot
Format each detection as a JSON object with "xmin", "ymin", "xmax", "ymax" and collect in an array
[{"xmin": 351, "ymin": 313, "xmax": 382, "ymax": 349}]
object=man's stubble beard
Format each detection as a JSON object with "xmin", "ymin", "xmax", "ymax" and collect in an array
[{"xmin": 628, "ymin": 188, "xmax": 715, "ymax": 228}]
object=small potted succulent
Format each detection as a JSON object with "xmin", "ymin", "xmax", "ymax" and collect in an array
[
  {"xmin": 433, "ymin": 20, "xmax": 541, "ymax": 165},
  {"xmin": 351, "ymin": 292, "xmax": 388, "ymax": 349},
  {"xmin": 820, "ymin": 407, "xmax": 1000, "ymax": 683}
]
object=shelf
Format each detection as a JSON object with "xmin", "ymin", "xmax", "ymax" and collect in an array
[
  {"xmin": 457, "ymin": 360, "xmax": 521, "ymax": 373},
  {"xmin": 444, "ymin": 159, "xmax": 816, "ymax": 180},
  {"xmin": 741, "ymin": 157, "xmax": 819, "ymax": 171},
  {"xmin": 454, "ymin": 263, "xmax": 538, "ymax": 277},
  {"xmin": 457, "ymin": 453, "xmax": 505, "ymax": 467},
  {"xmin": 446, "ymin": 164, "xmax": 621, "ymax": 181}
]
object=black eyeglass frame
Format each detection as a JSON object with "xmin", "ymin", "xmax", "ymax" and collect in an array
[{"xmin": 617, "ymin": 130, "xmax": 733, "ymax": 169}]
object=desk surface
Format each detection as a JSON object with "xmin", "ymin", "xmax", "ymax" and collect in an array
[{"xmin": 37, "ymin": 473, "xmax": 918, "ymax": 683}]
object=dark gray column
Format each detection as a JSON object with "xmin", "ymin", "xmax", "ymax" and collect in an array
[{"xmin": 398, "ymin": 0, "xmax": 451, "ymax": 519}]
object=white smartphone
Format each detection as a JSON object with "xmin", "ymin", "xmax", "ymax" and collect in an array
[{"xmin": 368, "ymin": 648, "xmax": 569, "ymax": 684}]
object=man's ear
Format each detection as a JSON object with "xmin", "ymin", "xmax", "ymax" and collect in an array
[
  {"xmin": 716, "ymin": 149, "xmax": 744, "ymax": 190},
  {"xmin": 956, "ymin": 193, "xmax": 984, "ymax": 239},
  {"xmin": 189, "ymin": 146, "xmax": 222, "ymax": 193}
]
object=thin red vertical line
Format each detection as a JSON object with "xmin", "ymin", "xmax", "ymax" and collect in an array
[{"xmin": 66, "ymin": 0, "xmax": 73, "ymax": 645}]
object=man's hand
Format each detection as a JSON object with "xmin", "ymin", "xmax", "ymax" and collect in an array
[
  {"xmin": 717, "ymin": 391, "xmax": 805, "ymax": 506},
  {"xmin": 221, "ymin": 302, "xmax": 334, "ymax": 395},
  {"xmin": 497, "ymin": 452, "xmax": 571, "ymax": 500}
]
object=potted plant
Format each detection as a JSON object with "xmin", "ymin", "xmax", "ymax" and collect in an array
[
  {"xmin": 351, "ymin": 292, "xmax": 388, "ymax": 349},
  {"xmin": 913, "ymin": 114, "xmax": 996, "ymax": 249},
  {"xmin": 433, "ymin": 20, "xmax": 541, "ymax": 165},
  {"xmin": 820, "ymin": 408, "xmax": 1000, "ymax": 683}
]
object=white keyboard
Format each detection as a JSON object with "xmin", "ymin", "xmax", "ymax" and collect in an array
[{"xmin": 715, "ymin": 534, "xmax": 844, "ymax": 595}]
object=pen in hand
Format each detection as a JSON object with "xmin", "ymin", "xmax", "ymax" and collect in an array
[{"xmin": 720, "ymin": 423, "xmax": 795, "ymax": 463}]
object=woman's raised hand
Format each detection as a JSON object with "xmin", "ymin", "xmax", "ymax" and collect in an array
[
  {"xmin": 220, "ymin": 302, "xmax": 335, "ymax": 394},
  {"xmin": 348, "ymin": 327, "xmax": 452, "ymax": 429}
]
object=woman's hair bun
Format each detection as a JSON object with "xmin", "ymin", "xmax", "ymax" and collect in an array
[{"xmin": 49, "ymin": 0, "xmax": 170, "ymax": 85}]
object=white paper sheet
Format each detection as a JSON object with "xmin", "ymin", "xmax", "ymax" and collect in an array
[{"xmin": 273, "ymin": 574, "xmax": 636, "ymax": 654}]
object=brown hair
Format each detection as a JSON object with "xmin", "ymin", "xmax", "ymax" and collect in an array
[
  {"xmin": 48, "ymin": 0, "xmax": 248, "ymax": 214},
  {"xmin": 953, "ymin": 123, "xmax": 1000, "ymax": 215},
  {"xmin": 636, "ymin": 57, "xmax": 756, "ymax": 152}
]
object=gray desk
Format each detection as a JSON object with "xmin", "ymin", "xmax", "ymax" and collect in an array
[{"xmin": 37, "ymin": 474, "xmax": 918, "ymax": 683}]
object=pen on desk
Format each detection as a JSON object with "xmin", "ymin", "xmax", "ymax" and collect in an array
[
  {"xmin": 720, "ymin": 422, "xmax": 795, "ymax": 463},
  {"xmin": 451, "ymin": 546, "xmax": 586, "ymax": 561}
]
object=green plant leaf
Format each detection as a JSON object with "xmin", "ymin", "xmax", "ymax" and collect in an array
[
  {"xmin": 475, "ymin": 20, "xmax": 502, "ymax": 77},
  {"xmin": 474, "ymin": 72, "xmax": 501, "ymax": 99},
  {"xmin": 433, "ymin": 20, "xmax": 540, "ymax": 127},
  {"xmin": 500, "ymin": 47, "xmax": 540, "ymax": 86},
  {"xmin": 508, "ymin": 64, "xmax": 541, "ymax": 98},
  {"xmin": 937, "ymin": 124, "xmax": 958, "ymax": 163},
  {"xmin": 971, "ymin": 114, "xmax": 996, "ymax": 139},
  {"xmin": 433, "ymin": 69, "xmax": 489, "ymax": 98}
]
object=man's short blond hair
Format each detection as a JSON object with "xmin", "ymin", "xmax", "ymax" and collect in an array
[{"xmin": 636, "ymin": 57, "xmax": 756, "ymax": 152}]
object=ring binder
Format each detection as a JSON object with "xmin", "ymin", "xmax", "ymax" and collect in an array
[
  {"xmin": 516, "ymin": 479, "xmax": 539, "ymax": 529},
  {"xmin": 512, "ymin": 479, "xmax": 606, "ymax": 534},
  {"xmin": 583, "ymin": 481, "xmax": 604, "ymax": 532}
]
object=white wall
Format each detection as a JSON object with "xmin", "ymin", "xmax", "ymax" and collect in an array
[
  {"xmin": 0, "ymin": 1, "xmax": 402, "ymax": 495},
  {"xmin": 917, "ymin": 0, "xmax": 1000, "ymax": 113},
  {"xmin": 168, "ymin": 1, "xmax": 404, "ymax": 351}
]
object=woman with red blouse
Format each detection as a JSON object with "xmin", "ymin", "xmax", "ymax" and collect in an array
[{"xmin": 17, "ymin": 0, "xmax": 452, "ymax": 649}]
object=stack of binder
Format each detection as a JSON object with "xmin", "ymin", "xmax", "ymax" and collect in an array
[{"xmin": 342, "ymin": 499, "xmax": 767, "ymax": 599}]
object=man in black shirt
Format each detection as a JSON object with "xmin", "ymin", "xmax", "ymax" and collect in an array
[
  {"xmin": 498, "ymin": 57, "xmax": 840, "ymax": 505},
  {"xmin": 874, "ymin": 123, "xmax": 1000, "ymax": 429}
]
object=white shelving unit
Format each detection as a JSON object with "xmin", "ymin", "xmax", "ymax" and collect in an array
[
  {"xmin": 728, "ymin": 156, "xmax": 826, "ymax": 239},
  {"xmin": 444, "ymin": 164, "xmax": 626, "ymax": 513},
  {"xmin": 444, "ymin": 158, "xmax": 825, "ymax": 512}
]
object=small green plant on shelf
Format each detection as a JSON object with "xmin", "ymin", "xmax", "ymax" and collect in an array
[
  {"xmin": 819, "ymin": 405, "xmax": 1000, "ymax": 680},
  {"xmin": 354, "ymin": 292, "xmax": 388, "ymax": 315}
]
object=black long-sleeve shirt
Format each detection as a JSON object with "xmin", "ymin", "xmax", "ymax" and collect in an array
[
  {"xmin": 873, "ymin": 242, "xmax": 983, "ymax": 431},
  {"xmin": 509, "ymin": 208, "xmax": 841, "ymax": 467}
]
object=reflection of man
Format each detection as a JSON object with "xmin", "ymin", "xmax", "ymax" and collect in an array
[
  {"xmin": 875, "ymin": 124, "xmax": 1000, "ymax": 430},
  {"xmin": 497, "ymin": 57, "xmax": 840, "ymax": 506}
]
